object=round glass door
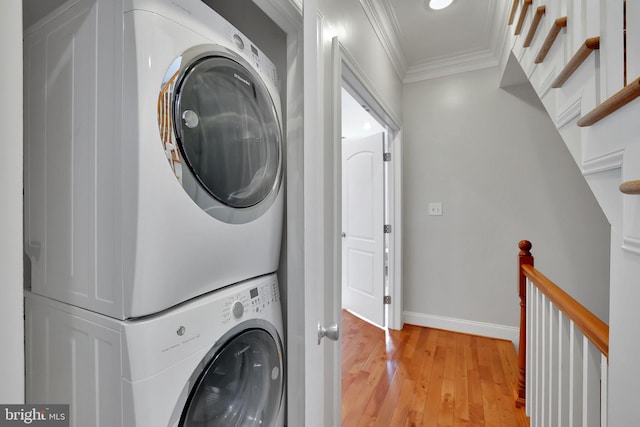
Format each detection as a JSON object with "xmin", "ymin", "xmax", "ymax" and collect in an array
[
  {"xmin": 180, "ymin": 328, "xmax": 284, "ymax": 427},
  {"xmin": 158, "ymin": 46, "xmax": 282, "ymax": 224}
]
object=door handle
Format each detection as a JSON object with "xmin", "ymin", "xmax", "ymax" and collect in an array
[{"xmin": 317, "ymin": 322, "xmax": 340, "ymax": 345}]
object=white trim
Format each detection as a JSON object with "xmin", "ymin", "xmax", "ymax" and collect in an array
[
  {"xmin": 403, "ymin": 311, "xmax": 520, "ymax": 347},
  {"xmin": 556, "ymin": 96, "xmax": 582, "ymax": 129},
  {"xmin": 0, "ymin": 0, "xmax": 24, "ymax": 403},
  {"xmin": 340, "ymin": 46, "xmax": 402, "ymax": 128},
  {"xmin": 267, "ymin": 1, "xmax": 303, "ymax": 425},
  {"xmin": 526, "ymin": 59, "xmax": 537, "ymax": 79},
  {"xmin": 404, "ymin": 49, "xmax": 499, "ymax": 83},
  {"xmin": 302, "ymin": 5, "xmax": 326, "ymax": 426},
  {"xmin": 538, "ymin": 67, "xmax": 557, "ymax": 98},
  {"xmin": 389, "ymin": 130, "xmax": 403, "ymax": 330},
  {"xmin": 491, "ymin": 0, "xmax": 512, "ymax": 65},
  {"xmin": 622, "ymin": 236, "xmax": 640, "ymax": 255},
  {"xmin": 582, "ymin": 149, "xmax": 624, "ymax": 175},
  {"xmin": 517, "ymin": 45, "xmax": 527, "ymax": 63},
  {"xmin": 359, "ymin": 0, "xmax": 408, "ymax": 81}
]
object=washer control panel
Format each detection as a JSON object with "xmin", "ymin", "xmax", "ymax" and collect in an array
[
  {"xmin": 231, "ymin": 300, "xmax": 244, "ymax": 319},
  {"xmin": 222, "ymin": 279, "xmax": 280, "ymax": 324}
]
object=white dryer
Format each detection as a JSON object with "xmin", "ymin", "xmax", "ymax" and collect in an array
[
  {"xmin": 23, "ymin": 0, "xmax": 284, "ymax": 319},
  {"xmin": 26, "ymin": 273, "xmax": 285, "ymax": 427}
]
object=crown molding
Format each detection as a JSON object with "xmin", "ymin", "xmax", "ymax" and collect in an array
[
  {"xmin": 359, "ymin": 0, "xmax": 408, "ymax": 80},
  {"xmin": 360, "ymin": 0, "xmax": 511, "ymax": 84},
  {"xmin": 489, "ymin": 0, "xmax": 511, "ymax": 67},
  {"xmin": 404, "ymin": 49, "xmax": 499, "ymax": 83}
]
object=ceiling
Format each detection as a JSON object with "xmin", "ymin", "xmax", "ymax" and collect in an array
[{"xmin": 363, "ymin": 0, "xmax": 510, "ymax": 83}]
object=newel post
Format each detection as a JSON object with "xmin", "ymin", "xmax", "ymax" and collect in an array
[{"xmin": 516, "ymin": 240, "xmax": 533, "ymax": 408}]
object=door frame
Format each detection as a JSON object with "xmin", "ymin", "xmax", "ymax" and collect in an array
[
  {"xmin": 250, "ymin": 1, "xmax": 320, "ymax": 425},
  {"xmin": 334, "ymin": 40, "xmax": 404, "ymax": 330},
  {"xmin": 226, "ymin": 2, "xmax": 341, "ymax": 425}
]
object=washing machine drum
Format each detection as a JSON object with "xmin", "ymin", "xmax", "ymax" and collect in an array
[
  {"xmin": 180, "ymin": 328, "xmax": 284, "ymax": 427},
  {"xmin": 159, "ymin": 45, "xmax": 282, "ymax": 224}
]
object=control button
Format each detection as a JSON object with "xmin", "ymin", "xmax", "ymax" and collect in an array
[
  {"xmin": 232, "ymin": 301, "xmax": 244, "ymax": 319},
  {"xmin": 233, "ymin": 34, "xmax": 245, "ymax": 50}
]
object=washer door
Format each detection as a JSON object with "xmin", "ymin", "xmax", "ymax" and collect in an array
[
  {"xmin": 180, "ymin": 327, "xmax": 284, "ymax": 427},
  {"xmin": 158, "ymin": 45, "xmax": 282, "ymax": 224}
]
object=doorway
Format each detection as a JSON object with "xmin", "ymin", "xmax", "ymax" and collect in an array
[
  {"xmin": 338, "ymin": 57, "xmax": 402, "ymax": 331},
  {"xmin": 341, "ymin": 88, "xmax": 387, "ymax": 328}
]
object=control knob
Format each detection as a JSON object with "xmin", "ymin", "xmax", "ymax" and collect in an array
[{"xmin": 232, "ymin": 301, "xmax": 244, "ymax": 319}]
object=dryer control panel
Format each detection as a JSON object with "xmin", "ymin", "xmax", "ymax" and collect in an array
[
  {"xmin": 222, "ymin": 279, "xmax": 280, "ymax": 324},
  {"xmin": 219, "ymin": 21, "xmax": 279, "ymax": 90}
]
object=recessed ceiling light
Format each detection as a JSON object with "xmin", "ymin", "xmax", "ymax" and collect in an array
[{"xmin": 428, "ymin": 0, "xmax": 453, "ymax": 10}]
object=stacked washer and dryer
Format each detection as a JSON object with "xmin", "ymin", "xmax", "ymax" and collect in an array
[{"xmin": 23, "ymin": 0, "xmax": 285, "ymax": 425}]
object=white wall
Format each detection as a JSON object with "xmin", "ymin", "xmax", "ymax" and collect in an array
[
  {"xmin": 0, "ymin": 0, "xmax": 25, "ymax": 403},
  {"xmin": 402, "ymin": 67, "xmax": 611, "ymax": 336}
]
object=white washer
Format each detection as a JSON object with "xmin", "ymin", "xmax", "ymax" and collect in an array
[
  {"xmin": 23, "ymin": 0, "xmax": 284, "ymax": 319},
  {"xmin": 26, "ymin": 273, "xmax": 285, "ymax": 427}
]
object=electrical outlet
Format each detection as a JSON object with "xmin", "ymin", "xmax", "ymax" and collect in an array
[{"xmin": 428, "ymin": 202, "xmax": 442, "ymax": 216}]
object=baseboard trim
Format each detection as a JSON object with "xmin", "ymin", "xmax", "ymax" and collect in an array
[{"xmin": 403, "ymin": 311, "xmax": 519, "ymax": 347}]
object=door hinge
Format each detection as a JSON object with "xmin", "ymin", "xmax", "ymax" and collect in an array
[
  {"xmin": 384, "ymin": 224, "xmax": 392, "ymax": 234},
  {"xmin": 384, "ymin": 295, "xmax": 391, "ymax": 304},
  {"xmin": 383, "ymin": 152, "xmax": 391, "ymax": 162}
]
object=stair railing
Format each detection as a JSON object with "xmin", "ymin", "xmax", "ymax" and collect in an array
[{"xmin": 516, "ymin": 240, "xmax": 609, "ymax": 427}]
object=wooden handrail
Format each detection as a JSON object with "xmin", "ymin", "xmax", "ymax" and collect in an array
[
  {"xmin": 551, "ymin": 37, "xmax": 600, "ymax": 88},
  {"xmin": 518, "ymin": 241, "xmax": 609, "ymax": 357},
  {"xmin": 523, "ymin": 6, "xmax": 546, "ymax": 48},
  {"xmin": 508, "ymin": 0, "xmax": 519, "ymax": 26},
  {"xmin": 516, "ymin": 241, "xmax": 610, "ymax": 408},
  {"xmin": 577, "ymin": 77, "xmax": 640, "ymax": 126},
  {"xmin": 620, "ymin": 180, "xmax": 640, "ymax": 194},
  {"xmin": 515, "ymin": 0, "xmax": 532, "ymax": 36},
  {"xmin": 535, "ymin": 17, "xmax": 567, "ymax": 64},
  {"xmin": 522, "ymin": 264, "xmax": 609, "ymax": 356}
]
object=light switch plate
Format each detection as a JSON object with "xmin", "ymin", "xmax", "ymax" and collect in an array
[{"xmin": 428, "ymin": 202, "xmax": 442, "ymax": 216}]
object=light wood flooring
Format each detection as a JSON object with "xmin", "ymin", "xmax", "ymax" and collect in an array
[{"xmin": 341, "ymin": 310, "xmax": 529, "ymax": 427}]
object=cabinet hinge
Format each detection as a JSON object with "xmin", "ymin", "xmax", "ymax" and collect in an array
[
  {"xmin": 384, "ymin": 224, "xmax": 392, "ymax": 234},
  {"xmin": 383, "ymin": 152, "xmax": 391, "ymax": 162},
  {"xmin": 384, "ymin": 295, "xmax": 391, "ymax": 304}
]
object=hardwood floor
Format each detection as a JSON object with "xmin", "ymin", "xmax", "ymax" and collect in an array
[{"xmin": 341, "ymin": 310, "xmax": 529, "ymax": 427}]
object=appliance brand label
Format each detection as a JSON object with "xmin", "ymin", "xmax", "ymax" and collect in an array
[
  {"xmin": 234, "ymin": 73, "xmax": 251, "ymax": 87},
  {"xmin": 0, "ymin": 405, "xmax": 69, "ymax": 426}
]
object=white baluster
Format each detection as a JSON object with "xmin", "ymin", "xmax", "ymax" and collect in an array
[
  {"xmin": 601, "ymin": 354, "xmax": 608, "ymax": 427},
  {"xmin": 569, "ymin": 320, "xmax": 575, "ymax": 427},
  {"xmin": 541, "ymin": 292, "xmax": 547, "ymax": 425},
  {"xmin": 558, "ymin": 312, "xmax": 564, "ymax": 426},
  {"xmin": 582, "ymin": 336, "xmax": 589, "ymax": 427},
  {"xmin": 547, "ymin": 300, "xmax": 554, "ymax": 427}
]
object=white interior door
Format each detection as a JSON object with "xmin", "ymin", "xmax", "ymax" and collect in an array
[
  {"xmin": 342, "ymin": 132, "xmax": 385, "ymax": 327},
  {"xmin": 296, "ymin": 5, "xmax": 341, "ymax": 427}
]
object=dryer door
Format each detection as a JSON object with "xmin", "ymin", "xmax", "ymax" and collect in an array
[
  {"xmin": 180, "ymin": 327, "xmax": 284, "ymax": 427},
  {"xmin": 158, "ymin": 45, "xmax": 282, "ymax": 224}
]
